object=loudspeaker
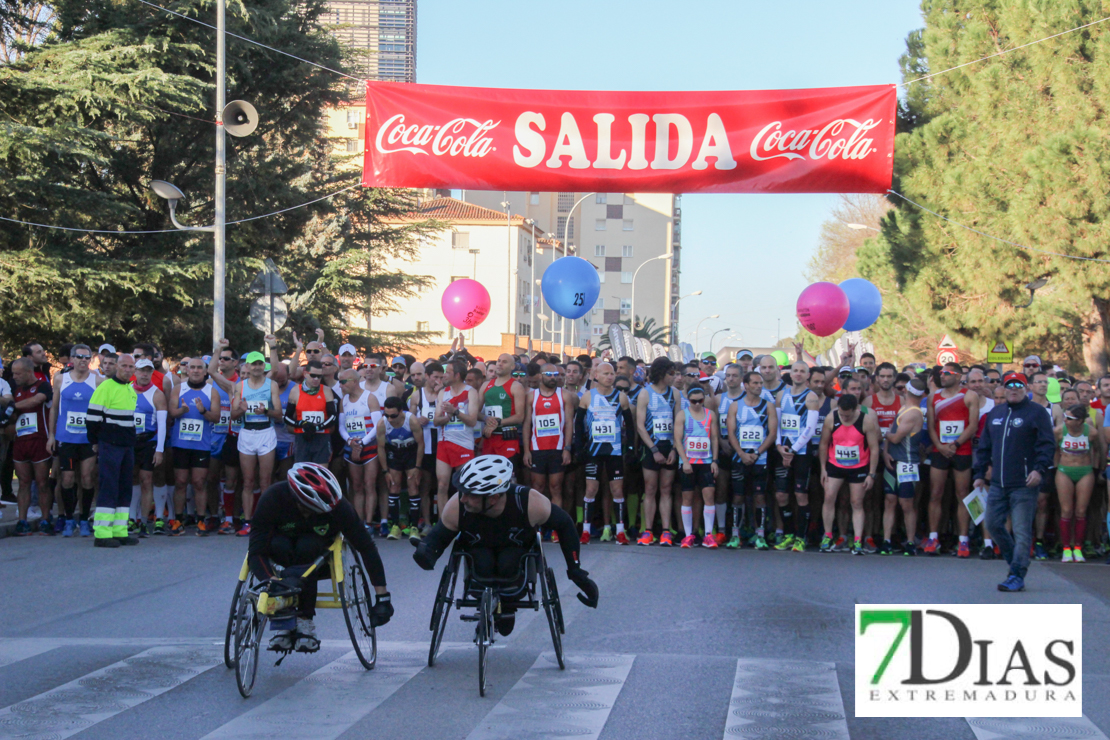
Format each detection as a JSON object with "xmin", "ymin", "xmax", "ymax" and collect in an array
[{"xmin": 222, "ymin": 100, "xmax": 258, "ymax": 137}]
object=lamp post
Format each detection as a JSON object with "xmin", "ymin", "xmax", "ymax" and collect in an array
[
  {"xmin": 1015, "ymin": 277, "xmax": 1049, "ymax": 308},
  {"xmin": 694, "ymin": 314, "xmax": 720, "ymax": 353},
  {"xmin": 502, "ymin": 200, "xmax": 513, "ymax": 336},
  {"xmin": 525, "ymin": 219, "xmax": 536, "ymax": 343},
  {"xmin": 709, "ymin": 327, "xmax": 731, "ymax": 356},
  {"xmin": 556, "ymin": 193, "xmax": 595, "ymax": 354},
  {"xmin": 670, "ymin": 290, "xmax": 702, "ymax": 344},
  {"xmin": 846, "ymin": 223, "xmax": 880, "ymax": 232},
  {"xmin": 630, "ymin": 253, "xmax": 668, "ymax": 339}
]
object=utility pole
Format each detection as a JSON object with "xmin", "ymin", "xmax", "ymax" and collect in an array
[{"xmin": 213, "ymin": 0, "xmax": 226, "ymax": 346}]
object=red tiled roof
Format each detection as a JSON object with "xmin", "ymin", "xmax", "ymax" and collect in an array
[{"xmin": 418, "ymin": 197, "xmax": 528, "ymax": 224}]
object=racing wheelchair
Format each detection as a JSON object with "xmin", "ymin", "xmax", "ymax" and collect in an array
[
  {"xmin": 427, "ymin": 531, "xmax": 565, "ymax": 696},
  {"xmin": 223, "ymin": 535, "xmax": 377, "ymax": 698}
]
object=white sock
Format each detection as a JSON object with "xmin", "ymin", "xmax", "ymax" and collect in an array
[
  {"xmin": 984, "ymin": 538, "xmax": 993, "ymax": 547},
  {"xmin": 153, "ymin": 485, "xmax": 168, "ymax": 519},
  {"xmin": 703, "ymin": 508, "xmax": 716, "ymax": 536},
  {"xmin": 681, "ymin": 506, "xmax": 693, "ymax": 537},
  {"xmin": 715, "ymin": 503, "xmax": 726, "ymax": 527},
  {"xmin": 129, "ymin": 485, "xmax": 141, "ymax": 519},
  {"xmin": 929, "ymin": 531, "xmax": 938, "ymax": 540},
  {"xmin": 959, "ymin": 535, "xmax": 969, "ymax": 544}
]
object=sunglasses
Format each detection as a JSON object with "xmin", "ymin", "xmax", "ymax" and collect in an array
[
  {"xmin": 1004, "ymin": 381, "xmax": 1026, "ymax": 389},
  {"xmin": 940, "ymin": 370, "xmax": 958, "ymax": 376},
  {"xmin": 220, "ymin": 355, "xmax": 235, "ymax": 361},
  {"xmin": 689, "ymin": 398, "xmax": 704, "ymax": 404},
  {"xmin": 367, "ymin": 363, "xmax": 380, "ymax": 368},
  {"xmin": 894, "ymin": 385, "xmax": 906, "ymax": 392},
  {"xmin": 308, "ymin": 373, "xmax": 323, "ymax": 380},
  {"xmin": 341, "ymin": 377, "xmax": 358, "ymax": 383},
  {"xmin": 685, "ymin": 373, "xmax": 700, "ymax": 379},
  {"xmin": 73, "ymin": 354, "xmax": 91, "ymax": 360},
  {"xmin": 512, "ymin": 371, "xmax": 526, "ymax": 378},
  {"xmin": 322, "ymin": 362, "xmax": 335, "ymax": 367},
  {"xmin": 384, "ymin": 413, "xmax": 400, "ymax": 420},
  {"xmin": 704, "ymin": 360, "xmax": 717, "ymax": 365},
  {"xmin": 986, "ymin": 378, "xmax": 999, "ymax": 384},
  {"xmin": 541, "ymin": 371, "xmax": 559, "ymax": 377},
  {"xmin": 306, "ymin": 349, "xmax": 322, "ymax": 354}
]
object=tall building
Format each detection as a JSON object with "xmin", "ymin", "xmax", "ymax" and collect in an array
[
  {"xmin": 324, "ymin": 0, "xmax": 416, "ymax": 84},
  {"xmin": 460, "ymin": 191, "xmax": 682, "ymax": 350}
]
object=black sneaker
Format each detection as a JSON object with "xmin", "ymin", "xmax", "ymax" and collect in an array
[
  {"xmin": 902, "ymin": 540, "xmax": 917, "ymax": 557},
  {"xmin": 876, "ymin": 540, "xmax": 893, "ymax": 556},
  {"xmin": 94, "ymin": 538, "xmax": 121, "ymax": 549},
  {"xmin": 115, "ymin": 536, "xmax": 140, "ymax": 546},
  {"xmin": 979, "ymin": 545, "xmax": 996, "ymax": 560}
]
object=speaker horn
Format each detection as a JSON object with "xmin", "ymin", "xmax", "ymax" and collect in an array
[{"xmin": 222, "ymin": 100, "xmax": 258, "ymax": 137}]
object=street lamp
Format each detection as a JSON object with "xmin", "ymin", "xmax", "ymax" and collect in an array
[
  {"xmin": 502, "ymin": 200, "xmax": 512, "ymax": 335},
  {"xmin": 631, "ymin": 253, "xmax": 669, "ymax": 337},
  {"xmin": 846, "ymin": 223, "xmax": 880, "ymax": 231},
  {"xmin": 1015, "ymin": 277, "xmax": 1049, "ymax": 308},
  {"xmin": 670, "ymin": 290, "xmax": 702, "ymax": 344},
  {"xmin": 694, "ymin": 314, "xmax": 720, "ymax": 353},
  {"xmin": 709, "ymin": 327, "xmax": 731, "ymax": 355},
  {"xmin": 558, "ymin": 193, "xmax": 595, "ymax": 352}
]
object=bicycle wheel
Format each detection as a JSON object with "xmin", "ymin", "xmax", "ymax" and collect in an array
[
  {"xmin": 541, "ymin": 567, "xmax": 565, "ymax": 669},
  {"xmin": 428, "ymin": 563, "xmax": 458, "ymax": 667},
  {"xmin": 477, "ymin": 589, "xmax": 493, "ymax": 697},
  {"xmin": 234, "ymin": 595, "xmax": 265, "ymax": 698},
  {"xmin": 339, "ymin": 546, "xmax": 377, "ymax": 670},
  {"xmin": 223, "ymin": 579, "xmax": 246, "ymax": 669}
]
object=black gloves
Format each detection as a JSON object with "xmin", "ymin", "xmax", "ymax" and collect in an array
[
  {"xmin": 411, "ymin": 537, "xmax": 437, "ymax": 571},
  {"xmin": 567, "ymin": 567, "xmax": 598, "ymax": 608},
  {"xmin": 370, "ymin": 592, "xmax": 394, "ymax": 627},
  {"xmin": 301, "ymin": 421, "xmax": 318, "ymax": 435}
]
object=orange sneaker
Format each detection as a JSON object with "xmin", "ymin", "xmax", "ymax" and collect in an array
[
  {"xmin": 956, "ymin": 541, "xmax": 970, "ymax": 558},
  {"xmin": 659, "ymin": 531, "xmax": 674, "ymax": 547},
  {"xmin": 551, "ymin": 531, "xmax": 559, "ymax": 544},
  {"xmin": 196, "ymin": 519, "xmax": 210, "ymax": 537},
  {"xmin": 217, "ymin": 521, "xmax": 234, "ymax": 535},
  {"xmin": 167, "ymin": 519, "xmax": 184, "ymax": 537},
  {"xmin": 714, "ymin": 532, "xmax": 727, "ymax": 546},
  {"xmin": 636, "ymin": 531, "xmax": 655, "ymax": 546}
]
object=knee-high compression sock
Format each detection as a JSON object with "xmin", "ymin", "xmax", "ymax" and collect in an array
[
  {"xmin": 795, "ymin": 504, "xmax": 811, "ymax": 539},
  {"xmin": 1075, "ymin": 518, "xmax": 1088, "ymax": 548},
  {"xmin": 731, "ymin": 504, "xmax": 744, "ymax": 537},
  {"xmin": 61, "ymin": 486, "xmax": 77, "ymax": 519},
  {"xmin": 154, "ymin": 485, "xmax": 170, "ymax": 520},
  {"xmin": 612, "ymin": 499, "xmax": 626, "ymax": 534},
  {"xmin": 780, "ymin": 507, "xmax": 794, "ymax": 537},
  {"xmin": 387, "ymin": 495, "xmax": 400, "ymax": 525},
  {"xmin": 80, "ymin": 488, "xmax": 96, "ymax": 520},
  {"xmin": 681, "ymin": 506, "xmax": 693, "ymax": 537},
  {"xmin": 130, "ymin": 485, "xmax": 142, "ymax": 519},
  {"xmin": 755, "ymin": 506, "xmax": 767, "ymax": 537},
  {"xmin": 703, "ymin": 506, "xmax": 716, "ymax": 537},
  {"xmin": 576, "ymin": 505, "xmax": 584, "ymax": 525},
  {"xmin": 715, "ymin": 503, "xmax": 726, "ymax": 529},
  {"xmin": 408, "ymin": 497, "xmax": 422, "ymax": 527},
  {"xmin": 582, "ymin": 499, "xmax": 595, "ymax": 535},
  {"xmin": 1059, "ymin": 517, "xmax": 1073, "ymax": 548}
]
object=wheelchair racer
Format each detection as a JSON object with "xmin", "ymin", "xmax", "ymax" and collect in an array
[
  {"xmin": 248, "ymin": 462, "xmax": 394, "ymax": 652},
  {"xmin": 412, "ymin": 454, "xmax": 599, "ymax": 636}
]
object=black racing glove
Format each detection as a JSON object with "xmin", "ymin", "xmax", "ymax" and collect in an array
[
  {"xmin": 301, "ymin": 421, "xmax": 318, "ymax": 436},
  {"xmin": 411, "ymin": 538, "xmax": 437, "ymax": 571},
  {"xmin": 370, "ymin": 592, "xmax": 394, "ymax": 627},
  {"xmin": 567, "ymin": 566, "xmax": 598, "ymax": 608}
]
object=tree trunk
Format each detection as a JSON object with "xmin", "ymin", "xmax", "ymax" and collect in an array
[{"xmin": 1082, "ymin": 297, "xmax": 1110, "ymax": 377}]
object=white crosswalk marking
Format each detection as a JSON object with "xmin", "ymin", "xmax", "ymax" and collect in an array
[
  {"xmin": 0, "ymin": 639, "xmax": 60, "ymax": 669},
  {"xmin": 201, "ymin": 642, "xmax": 427, "ymax": 740},
  {"xmin": 465, "ymin": 652, "xmax": 635, "ymax": 740},
  {"xmin": 724, "ymin": 658, "xmax": 850, "ymax": 740},
  {"xmin": 967, "ymin": 716, "xmax": 1110, "ymax": 740},
  {"xmin": 0, "ymin": 645, "xmax": 220, "ymax": 740}
]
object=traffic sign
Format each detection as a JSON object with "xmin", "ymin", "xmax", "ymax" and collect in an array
[
  {"xmin": 937, "ymin": 349, "xmax": 958, "ymax": 365},
  {"xmin": 250, "ymin": 295, "xmax": 288, "ymax": 334},
  {"xmin": 938, "ymin": 334, "xmax": 957, "ymax": 350},
  {"xmin": 986, "ymin": 340, "xmax": 1014, "ymax": 364}
]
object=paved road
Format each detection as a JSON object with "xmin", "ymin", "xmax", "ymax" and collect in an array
[{"xmin": 1, "ymin": 533, "xmax": 1108, "ymax": 740}]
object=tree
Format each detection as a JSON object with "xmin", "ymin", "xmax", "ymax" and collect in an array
[
  {"xmin": 596, "ymin": 315, "xmax": 671, "ymax": 352},
  {"xmin": 0, "ymin": 0, "xmax": 436, "ymax": 358},
  {"xmin": 857, "ymin": 2, "xmax": 1110, "ymax": 373},
  {"xmin": 805, "ymin": 194, "xmax": 892, "ymax": 285}
]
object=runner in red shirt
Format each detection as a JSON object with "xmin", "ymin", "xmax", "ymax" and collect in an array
[
  {"xmin": 10, "ymin": 357, "xmax": 54, "ymax": 534},
  {"xmin": 925, "ymin": 362, "xmax": 980, "ymax": 558}
]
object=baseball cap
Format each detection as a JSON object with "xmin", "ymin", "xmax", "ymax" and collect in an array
[
  {"xmin": 202, "ymin": 355, "xmax": 212, "ymax": 365},
  {"xmin": 1002, "ymin": 371, "xmax": 1028, "ymax": 387},
  {"xmin": 98, "ymin": 343, "xmax": 115, "ymax": 354},
  {"xmin": 134, "ymin": 358, "xmax": 154, "ymax": 369},
  {"xmin": 245, "ymin": 351, "xmax": 266, "ymax": 365},
  {"xmin": 700, "ymin": 352, "xmax": 717, "ymax": 362},
  {"xmin": 1022, "ymin": 355, "xmax": 1041, "ymax": 366},
  {"xmin": 838, "ymin": 366, "xmax": 854, "ymax": 376},
  {"xmin": 338, "ymin": 343, "xmax": 357, "ymax": 356},
  {"xmin": 391, "ymin": 356, "xmax": 406, "ymax": 366},
  {"xmin": 735, "ymin": 349, "xmax": 754, "ymax": 360}
]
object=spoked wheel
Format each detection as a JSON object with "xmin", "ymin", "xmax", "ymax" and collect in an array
[
  {"xmin": 541, "ymin": 567, "xmax": 565, "ymax": 669},
  {"xmin": 428, "ymin": 563, "xmax": 458, "ymax": 667},
  {"xmin": 339, "ymin": 546, "xmax": 377, "ymax": 670},
  {"xmin": 223, "ymin": 579, "xmax": 246, "ymax": 669},
  {"xmin": 477, "ymin": 588, "xmax": 494, "ymax": 697},
  {"xmin": 234, "ymin": 594, "xmax": 266, "ymax": 698}
]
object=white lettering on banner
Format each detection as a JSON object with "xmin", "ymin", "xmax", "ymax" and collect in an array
[
  {"xmin": 375, "ymin": 114, "xmax": 499, "ymax": 157},
  {"xmin": 750, "ymin": 119, "xmax": 880, "ymax": 162},
  {"xmin": 651, "ymin": 114, "xmax": 694, "ymax": 170}
]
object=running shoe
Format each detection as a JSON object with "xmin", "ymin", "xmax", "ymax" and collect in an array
[
  {"xmin": 615, "ymin": 531, "xmax": 630, "ymax": 545},
  {"xmin": 128, "ymin": 519, "xmax": 139, "ymax": 534},
  {"xmin": 62, "ymin": 519, "xmax": 76, "ymax": 538},
  {"xmin": 168, "ymin": 519, "xmax": 184, "ymax": 537},
  {"xmin": 1062, "ymin": 548, "xmax": 1074, "ymax": 563},
  {"xmin": 13, "ymin": 520, "xmax": 30, "ymax": 536},
  {"xmin": 791, "ymin": 538, "xmax": 806, "ymax": 553},
  {"xmin": 819, "ymin": 535, "xmax": 834, "ymax": 553},
  {"xmin": 218, "ymin": 521, "xmax": 234, "ymax": 535},
  {"xmin": 407, "ymin": 526, "xmax": 422, "ymax": 542},
  {"xmin": 659, "ymin": 531, "xmax": 674, "ymax": 547},
  {"xmin": 752, "ymin": 535, "xmax": 768, "ymax": 551},
  {"xmin": 79, "ymin": 519, "xmax": 93, "ymax": 537},
  {"xmin": 714, "ymin": 532, "xmax": 727, "ymax": 547},
  {"xmin": 725, "ymin": 535, "xmax": 742, "ymax": 549},
  {"xmin": 196, "ymin": 519, "xmax": 210, "ymax": 536},
  {"xmin": 922, "ymin": 537, "xmax": 939, "ymax": 556},
  {"xmin": 1073, "ymin": 548, "xmax": 1086, "ymax": 564},
  {"xmin": 600, "ymin": 525, "xmax": 613, "ymax": 542},
  {"xmin": 979, "ymin": 544, "xmax": 996, "ymax": 560},
  {"xmin": 997, "ymin": 575, "xmax": 1025, "ymax": 592},
  {"xmin": 54, "ymin": 516, "xmax": 65, "ymax": 534},
  {"xmin": 580, "ymin": 530, "xmax": 591, "ymax": 545},
  {"xmin": 637, "ymin": 531, "xmax": 654, "ymax": 546},
  {"xmin": 769, "ymin": 532, "xmax": 785, "ymax": 547},
  {"xmin": 774, "ymin": 534, "xmax": 796, "ymax": 551},
  {"xmin": 38, "ymin": 519, "xmax": 55, "ymax": 536},
  {"xmin": 379, "ymin": 521, "xmax": 390, "ymax": 538},
  {"xmin": 863, "ymin": 537, "xmax": 878, "ymax": 554},
  {"xmin": 680, "ymin": 534, "xmax": 696, "ymax": 548},
  {"xmin": 1082, "ymin": 542, "xmax": 1098, "ymax": 559},
  {"xmin": 902, "ymin": 540, "xmax": 917, "ymax": 557},
  {"xmin": 153, "ymin": 518, "xmax": 165, "ymax": 535},
  {"xmin": 957, "ymin": 541, "xmax": 970, "ymax": 559},
  {"xmin": 876, "ymin": 540, "xmax": 892, "ymax": 556},
  {"xmin": 388, "ymin": 524, "xmax": 402, "ymax": 540},
  {"xmin": 137, "ymin": 522, "xmax": 149, "ymax": 538},
  {"xmin": 1034, "ymin": 541, "xmax": 1047, "ymax": 561},
  {"xmin": 236, "ymin": 522, "xmax": 251, "ymax": 537},
  {"xmin": 702, "ymin": 534, "xmax": 718, "ymax": 549},
  {"xmin": 831, "ymin": 535, "xmax": 848, "ymax": 553},
  {"xmin": 851, "ymin": 541, "xmax": 866, "ymax": 556}
]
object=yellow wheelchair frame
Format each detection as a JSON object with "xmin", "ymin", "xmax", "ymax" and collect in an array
[{"xmin": 224, "ymin": 535, "xmax": 377, "ymax": 698}]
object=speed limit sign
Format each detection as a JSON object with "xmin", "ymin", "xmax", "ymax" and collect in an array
[{"xmin": 937, "ymin": 349, "xmax": 958, "ymax": 365}]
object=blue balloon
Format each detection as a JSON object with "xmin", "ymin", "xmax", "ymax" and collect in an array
[
  {"xmin": 541, "ymin": 256, "xmax": 601, "ymax": 320},
  {"xmin": 839, "ymin": 278, "xmax": 883, "ymax": 331}
]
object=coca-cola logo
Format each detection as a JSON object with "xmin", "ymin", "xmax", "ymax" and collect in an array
[
  {"xmin": 750, "ymin": 119, "xmax": 880, "ymax": 162},
  {"xmin": 374, "ymin": 114, "xmax": 499, "ymax": 157}
]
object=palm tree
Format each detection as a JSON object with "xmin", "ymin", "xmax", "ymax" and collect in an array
[{"xmin": 597, "ymin": 316, "xmax": 670, "ymax": 351}]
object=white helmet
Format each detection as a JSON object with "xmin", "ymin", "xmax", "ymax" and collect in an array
[{"xmin": 453, "ymin": 455, "xmax": 514, "ymax": 496}]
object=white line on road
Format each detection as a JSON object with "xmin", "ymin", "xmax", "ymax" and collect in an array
[
  {"xmin": 724, "ymin": 658, "xmax": 850, "ymax": 740},
  {"xmin": 0, "ymin": 645, "xmax": 220, "ymax": 740},
  {"xmin": 0, "ymin": 640, "xmax": 60, "ymax": 669},
  {"xmin": 967, "ymin": 716, "xmax": 1110, "ymax": 740},
  {"xmin": 465, "ymin": 652, "xmax": 635, "ymax": 740},
  {"xmin": 200, "ymin": 643, "xmax": 427, "ymax": 740}
]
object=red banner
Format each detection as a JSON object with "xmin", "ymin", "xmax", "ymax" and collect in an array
[{"xmin": 362, "ymin": 82, "xmax": 896, "ymax": 194}]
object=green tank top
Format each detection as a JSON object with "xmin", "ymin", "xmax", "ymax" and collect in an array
[{"xmin": 482, "ymin": 378, "xmax": 518, "ymax": 431}]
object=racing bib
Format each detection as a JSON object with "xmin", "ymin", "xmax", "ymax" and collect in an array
[
  {"xmin": 939, "ymin": 420, "xmax": 965, "ymax": 445},
  {"xmin": 301, "ymin": 411, "xmax": 324, "ymax": 426},
  {"xmin": 179, "ymin": 418, "xmax": 204, "ymax": 442},
  {"xmin": 779, "ymin": 413, "xmax": 800, "ymax": 436},
  {"xmin": 651, "ymin": 416, "xmax": 673, "ymax": 439},
  {"xmin": 64, "ymin": 410, "xmax": 87, "ymax": 435},
  {"xmin": 246, "ymin": 400, "xmax": 268, "ymax": 415},
  {"xmin": 16, "ymin": 413, "xmax": 38, "ymax": 437},
  {"xmin": 896, "ymin": 461, "xmax": 919, "ymax": 483},
  {"xmin": 591, "ymin": 419, "xmax": 618, "ymax": 443},
  {"xmin": 1062, "ymin": 436, "xmax": 1090, "ymax": 454},
  {"xmin": 345, "ymin": 416, "xmax": 366, "ymax": 436},
  {"xmin": 134, "ymin": 414, "xmax": 146, "ymax": 432},
  {"xmin": 485, "ymin": 406, "xmax": 502, "ymax": 419},
  {"xmin": 686, "ymin": 436, "xmax": 711, "ymax": 456},
  {"xmin": 534, "ymin": 413, "xmax": 560, "ymax": 437},
  {"xmin": 834, "ymin": 444, "xmax": 861, "ymax": 466},
  {"xmin": 738, "ymin": 424, "xmax": 764, "ymax": 448},
  {"xmin": 214, "ymin": 409, "xmax": 230, "ymax": 434}
]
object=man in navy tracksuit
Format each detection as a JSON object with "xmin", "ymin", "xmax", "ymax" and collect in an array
[{"xmin": 973, "ymin": 372, "xmax": 1055, "ymax": 592}]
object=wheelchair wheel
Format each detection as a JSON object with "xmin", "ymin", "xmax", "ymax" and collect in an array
[
  {"xmin": 428, "ymin": 562, "xmax": 458, "ymax": 667},
  {"xmin": 339, "ymin": 546, "xmax": 377, "ymax": 670},
  {"xmin": 541, "ymin": 567, "xmax": 565, "ymax": 670},
  {"xmin": 234, "ymin": 594, "xmax": 265, "ymax": 698},
  {"xmin": 223, "ymin": 579, "xmax": 246, "ymax": 669},
  {"xmin": 477, "ymin": 588, "xmax": 493, "ymax": 697}
]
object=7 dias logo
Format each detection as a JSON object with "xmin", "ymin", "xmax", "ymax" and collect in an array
[{"xmin": 855, "ymin": 604, "xmax": 1081, "ymax": 717}]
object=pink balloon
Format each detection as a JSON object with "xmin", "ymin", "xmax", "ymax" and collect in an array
[
  {"xmin": 441, "ymin": 279, "xmax": 491, "ymax": 330},
  {"xmin": 796, "ymin": 282, "xmax": 850, "ymax": 337}
]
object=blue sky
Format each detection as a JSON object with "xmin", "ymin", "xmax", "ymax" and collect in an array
[{"xmin": 417, "ymin": 0, "xmax": 924, "ymax": 347}]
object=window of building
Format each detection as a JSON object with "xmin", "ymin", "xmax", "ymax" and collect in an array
[
  {"xmin": 346, "ymin": 139, "xmax": 359, "ymax": 153},
  {"xmin": 597, "ymin": 269, "xmax": 605, "ymax": 284},
  {"xmin": 620, "ymin": 299, "xmax": 631, "ymax": 315},
  {"xmin": 558, "ymin": 192, "xmax": 575, "ymax": 212},
  {"xmin": 622, "ymin": 245, "xmax": 634, "ymax": 258},
  {"xmin": 556, "ymin": 216, "xmax": 574, "ymax": 241},
  {"xmin": 416, "ymin": 321, "xmax": 429, "ymax": 332},
  {"xmin": 450, "ymin": 275, "xmax": 468, "ymax": 284},
  {"xmin": 595, "ymin": 193, "xmax": 606, "ymax": 204},
  {"xmin": 594, "ymin": 297, "xmax": 604, "ymax": 312},
  {"xmin": 346, "ymin": 109, "xmax": 361, "ymax": 128},
  {"xmin": 621, "ymin": 271, "xmax": 633, "ymax": 284},
  {"xmin": 530, "ymin": 192, "xmax": 540, "ymax": 205},
  {"xmin": 606, "ymin": 204, "xmax": 623, "ymax": 219},
  {"xmin": 592, "ymin": 325, "xmax": 605, "ymax": 336},
  {"xmin": 595, "ymin": 219, "xmax": 606, "ymax": 232},
  {"xmin": 594, "ymin": 245, "xmax": 606, "ymax": 257},
  {"xmin": 623, "ymin": 219, "xmax": 634, "ymax": 231},
  {"xmin": 452, "ymin": 231, "xmax": 470, "ymax": 249},
  {"xmin": 519, "ymin": 323, "xmax": 531, "ymax": 337}
]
